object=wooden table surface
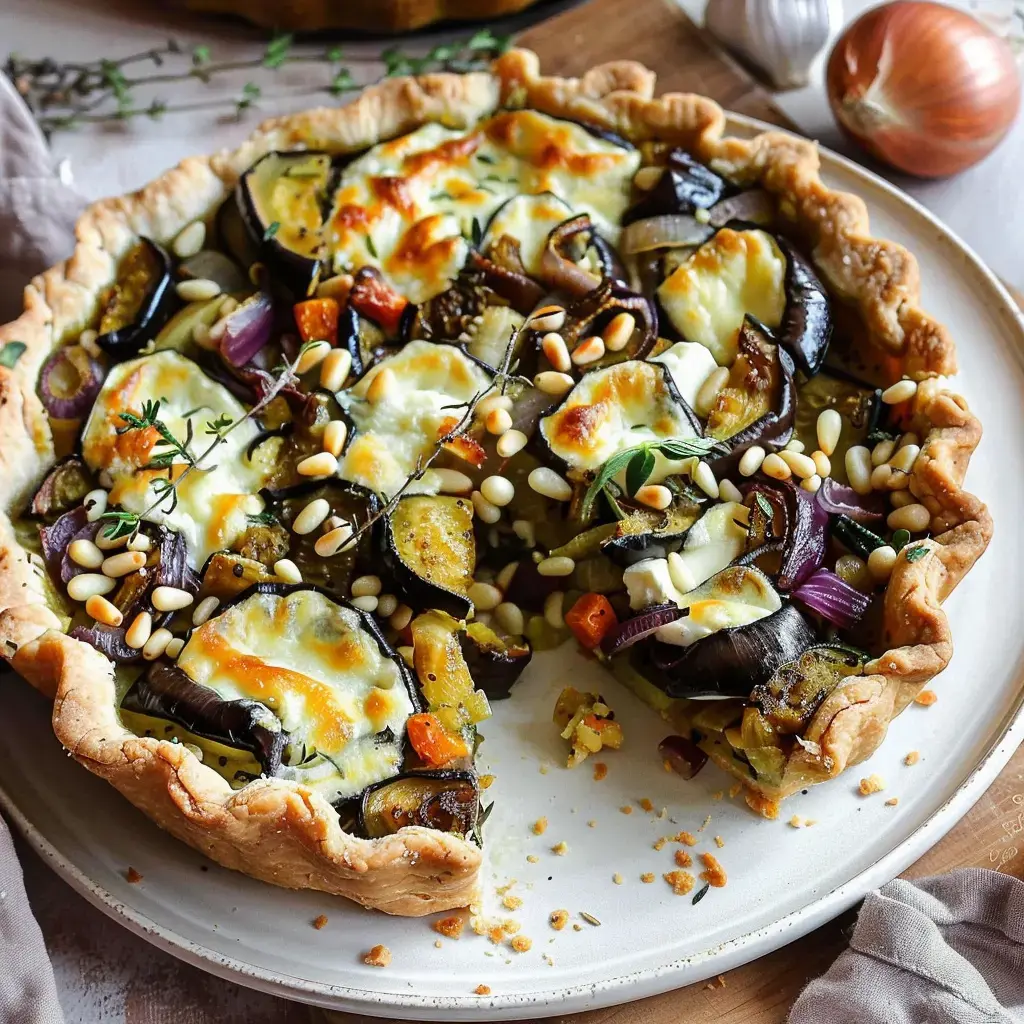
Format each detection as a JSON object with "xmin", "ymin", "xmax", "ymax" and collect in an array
[{"xmin": 11, "ymin": 0, "xmax": 1024, "ymax": 1021}]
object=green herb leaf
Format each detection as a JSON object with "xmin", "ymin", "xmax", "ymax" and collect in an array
[
  {"xmin": 580, "ymin": 447, "xmax": 645, "ymax": 518},
  {"xmin": 904, "ymin": 544, "xmax": 930, "ymax": 563},
  {"xmin": 0, "ymin": 341, "xmax": 27, "ymax": 369},
  {"xmin": 655, "ymin": 437, "xmax": 723, "ymax": 461},
  {"xmin": 330, "ymin": 69, "xmax": 354, "ymax": 95},
  {"xmin": 191, "ymin": 44, "xmax": 210, "ymax": 66},
  {"xmin": 365, "ymin": 234, "xmax": 378, "ymax": 259},
  {"xmin": 247, "ymin": 510, "xmax": 277, "ymax": 526},
  {"xmin": 754, "ymin": 492, "xmax": 774, "ymax": 522},
  {"xmin": 692, "ymin": 882, "xmax": 710, "ymax": 905},
  {"xmin": 263, "ymin": 221, "xmax": 280, "ymax": 241},
  {"xmin": 99, "ymin": 510, "xmax": 141, "ymax": 541},
  {"xmin": 625, "ymin": 448, "xmax": 655, "ymax": 496},
  {"xmin": 326, "ymin": 46, "xmax": 343, "ymax": 62},
  {"xmin": 891, "ymin": 528, "xmax": 911, "ymax": 553},
  {"xmin": 470, "ymin": 216, "xmax": 483, "ymax": 247}
]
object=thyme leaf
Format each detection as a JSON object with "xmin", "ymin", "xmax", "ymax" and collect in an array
[{"xmin": 0, "ymin": 341, "xmax": 27, "ymax": 369}]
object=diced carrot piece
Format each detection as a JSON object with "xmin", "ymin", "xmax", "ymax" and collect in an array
[
  {"xmin": 293, "ymin": 298, "xmax": 340, "ymax": 346},
  {"xmin": 565, "ymin": 593, "xmax": 619, "ymax": 650},
  {"xmin": 348, "ymin": 268, "xmax": 408, "ymax": 336},
  {"xmin": 406, "ymin": 712, "xmax": 469, "ymax": 767}
]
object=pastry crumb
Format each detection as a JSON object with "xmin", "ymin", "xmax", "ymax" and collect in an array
[
  {"xmin": 510, "ymin": 936, "xmax": 532, "ymax": 953},
  {"xmin": 729, "ymin": 783, "xmax": 743, "ymax": 799},
  {"xmin": 674, "ymin": 849, "xmax": 692, "ymax": 868},
  {"xmin": 914, "ymin": 689, "xmax": 938, "ymax": 706},
  {"xmin": 531, "ymin": 817, "xmax": 548, "ymax": 835},
  {"xmin": 789, "ymin": 815, "xmax": 805, "ymax": 828},
  {"xmin": 705, "ymin": 974, "xmax": 727, "ymax": 990},
  {"xmin": 859, "ymin": 773, "xmax": 886, "ymax": 796},
  {"xmin": 502, "ymin": 894, "xmax": 523, "ymax": 911},
  {"xmin": 573, "ymin": 923, "xmax": 582, "ymax": 931},
  {"xmin": 312, "ymin": 914, "xmax": 328, "ymax": 930},
  {"xmin": 653, "ymin": 837, "xmax": 667, "ymax": 851},
  {"xmin": 538, "ymin": 763, "xmax": 549, "ymax": 774},
  {"xmin": 711, "ymin": 790, "xmax": 723, "ymax": 801},
  {"xmin": 698, "ymin": 814, "xmax": 712, "ymax": 832},
  {"xmin": 613, "ymin": 872, "xmax": 623, "ymax": 884},
  {"xmin": 699, "ymin": 853, "xmax": 728, "ymax": 888},
  {"xmin": 675, "ymin": 831, "xmax": 697, "ymax": 846},
  {"xmin": 474, "ymin": 984, "xmax": 491, "ymax": 996},
  {"xmin": 638, "ymin": 797, "xmax": 655, "ymax": 813},
  {"xmin": 434, "ymin": 940, "xmax": 443, "ymax": 948},
  {"xmin": 480, "ymin": 773, "xmax": 495, "ymax": 789},
  {"xmin": 886, "ymin": 797, "xmax": 900, "ymax": 807},
  {"xmin": 125, "ymin": 867, "xmax": 143, "ymax": 884},
  {"xmin": 527, "ymin": 854, "xmax": 539, "ymax": 864},
  {"xmin": 620, "ymin": 805, "xmax": 633, "ymax": 815},
  {"xmin": 714, "ymin": 835, "xmax": 725, "ymax": 848},
  {"xmin": 363, "ymin": 944, "xmax": 391, "ymax": 968},
  {"xmin": 587, "ymin": 819, "xmax": 597, "ymax": 828},
  {"xmin": 640, "ymin": 872, "xmax": 655, "ymax": 884},
  {"xmin": 592, "ymin": 761, "xmax": 608, "ymax": 781},
  {"xmin": 904, "ymin": 750, "xmax": 920, "ymax": 766},
  {"xmin": 551, "ymin": 841, "xmax": 569, "ymax": 856},
  {"xmin": 664, "ymin": 870, "xmax": 695, "ymax": 895},
  {"xmin": 433, "ymin": 915, "xmax": 465, "ymax": 939},
  {"xmin": 549, "ymin": 909, "xmax": 569, "ymax": 931}
]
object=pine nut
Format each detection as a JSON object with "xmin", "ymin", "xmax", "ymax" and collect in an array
[
  {"xmin": 143, "ymin": 628, "xmax": 173, "ymax": 660},
  {"xmin": 694, "ymin": 366, "xmax": 730, "ymax": 417},
  {"xmin": 273, "ymin": 558, "xmax": 303, "ymax": 584},
  {"xmin": 867, "ymin": 545, "xmax": 897, "ymax": 583},
  {"xmin": 476, "ymin": 393, "xmax": 514, "ymax": 420},
  {"xmin": 887, "ymin": 503, "xmax": 930, "ymax": 532},
  {"xmin": 897, "ymin": 432, "xmax": 920, "ymax": 450},
  {"xmin": 633, "ymin": 165, "xmax": 664, "ymax": 191},
  {"xmin": 779, "ymin": 450, "xmax": 817, "ymax": 479},
  {"xmin": 738, "ymin": 446, "xmax": 766, "ymax": 477},
  {"xmin": 871, "ymin": 439, "xmax": 895, "ymax": 466},
  {"xmin": 636, "ymin": 484, "xmax": 672, "ymax": 510},
  {"xmin": 208, "ymin": 318, "xmax": 227, "ymax": 342},
  {"xmin": 175, "ymin": 278, "xmax": 221, "ymax": 302},
  {"xmin": 219, "ymin": 296, "xmax": 239, "ymax": 317},
  {"xmin": 67, "ymin": 573, "xmax": 116, "ymax": 602},
  {"xmin": 784, "ymin": 439, "xmax": 806, "ymax": 453},
  {"xmin": 316, "ymin": 273, "xmax": 354, "ymax": 301},
  {"xmin": 496, "ymin": 561, "xmax": 519, "ymax": 591},
  {"xmin": 293, "ymin": 498, "xmax": 330, "ymax": 535},
  {"xmin": 324, "ymin": 515, "xmax": 345, "ymax": 532},
  {"xmin": 845, "ymin": 445, "xmax": 873, "ymax": 495},
  {"xmin": 102, "ymin": 550, "xmax": 146, "ymax": 577},
  {"xmin": 542, "ymin": 333, "xmax": 572, "ymax": 372},
  {"xmin": 85, "ymin": 594, "xmax": 122, "ymax": 627},
  {"xmin": 811, "ymin": 450, "xmax": 831, "ymax": 478},
  {"xmin": 315, "ymin": 523, "xmax": 354, "ymax": 557},
  {"xmin": 434, "ymin": 468, "xmax": 474, "ymax": 495},
  {"xmin": 871, "ymin": 464, "xmax": 892, "ymax": 490},
  {"xmin": 84, "ymin": 489, "xmax": 108, "ymax": 523},
  {"xmin": 762, "ymin": 453, "xmax": 791, "ymax": 481},
  {"xmin": 193, "ymin": 322, "xmax": 214, "ymax": 349},
  {"xmin": 351, "ymin": 595, "xmax": 378, "ymax": 613},
  {"xmin": 79, "ymin": 328, "xmax": 101, "ymax": 358},
  {"xmin": 296, "ymin": 340, "xmax": 331, "ymax": 374},
  {"xmin": 719, "ymin": 478, "xmax": 743, "ymax": 504},
  {"xmin": 529, "ymin": 305, "xmax": 566, "ymax": 333},
  {"xmin": 172, "ymin": 221, "xmax": 206, "ymax": 259},
  {"xmin": 512, "ymin": 520, "xmax": 535, "ymax": 547},
  {"xmin": 323, "ymin": 419, "xmax": 348, "ymax": 457},
  {"xmin": 800, "ymin": 474, "xmax": 822, "ymax": 493},
  {"xmin": 534, "ymin": 371, "xmax": 575, "ymax": 396},
  {"xmin": 397, "ymin": 645, "xmax": 415, "ymax": 666},
  {"xmin": 376, "ymin": 593, "xmax": 398, "ymax": 618},
  {"xmin": 192, "ymin": 596, "xmax": 220, "ymax": 626},
  {"xmin": 297, "ymin": 451, "xmax": 339, "ymax": 477},
  {"xmin": 320, "ymin": 348, "xmax": 352, "ymax": 391},
  {"xmin": 537, "ymin": 556, "xmax": 575, "ymax": 577},
  {"xmin": 544, "ymin": 590, "xmax": 565, "ymax": 629},
  {"xmin": 128, "ymin": 533, "xmax": 152, "ymax": 552},
  {"xmin": 165, "ymin": 637, "xmax": 184, "ymax": 659},
  {"xmin": 389, "ymin": 604, "xmax": 413, "ymax": 631},
  {"xmin": 471, "ymin": 490, "xmax": 502, "ymax": 524},
  {"xmin": 693, "ymin": 460, "xmax": 719, "ymax": 498},
  {"xmin": 890, "ymin": 489, "xmax": 916, "ymax": 509},
  {"xmin": 152, "ymin": 586, "xmax": 194, "ymax": 612},
  {"xmin": 528, "ymin": 467, "xmax": 573, "ymax": 501},
  {"xmin": 886, "ymin": 469, "xmax": 911, "ymax": 491},
  {"xmin": 481, "ymin": 476, "xmax": 515, "ymax": 507},
  {"xmin": 497, "ymin": 429, "xmax": 528, "ymax": 458},
  {"xmin": 496, "ymin": 602, "xmax": 525, "ymax": 635},
  {"xmin": 835, "ymin": 553, "xmax": 871, "ymax": 591},
  {"xmin": 351, "ymin": 575, "xmax": 382, "ymax": 598},
  {"xmin": 485, "ymin": 407, "xmax": 513, "ymax": 435},
  {"xmin": 95, "ymin": 529, "xmax": 129, "ymax": 550},
  {"xmin": 602, "ymin": 313, "xmax": 636, "ymax": 353},
  {"xmin": 366, "ymin": 367, "xmax": 396, "ymax": 404},
  {"xmin": 816, "ymin": 409, "xmax": 842, "ymax": 456},
  {"xmin": 571, "ymin": 336, "xmax": 605, "ymax": 366},
  {"xmin": 881, "ymin": 379, "xmax": 918, "ymax": 404},
  {"xmin": 69, "ymin": 539, "xmax": 104, "ymax": 569},
  {"xmin": 468, "ymin": 582, "xmax": 503, "ymax": 611},
  {"xmin": 668, "ymin": 550, "xmax": 697, "ymax": 593},
  {"xmin": 125, "ymin": 611, "xmax": 153, "ymax": 649},
  {"xmin": 889, "ymin": 444, "xmax": 920, "ymax": 474}
]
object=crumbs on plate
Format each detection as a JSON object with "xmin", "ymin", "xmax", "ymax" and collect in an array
[
  {"xmin": 312, "ymin": 914, "xmax": 328, "ymax": 930},
  {"xmin": 363, "ymin": 944, "xmax": 391, "ymax": 968},
  {"xmin": 859, "ymin": 774, "xmax": 886, "ymax": 796},
  {"xmin": 549, "ymin": 909, "xmax": 569, "ymax": 931},
  {"xmin": 125, "ymin": 867, "xmax": 143, "ymax": 884}
]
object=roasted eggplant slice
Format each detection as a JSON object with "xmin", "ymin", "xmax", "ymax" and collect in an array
[
  {"xmin": 198, "ymin": 552, "xmax": 277, "ymax": 601},
  {"xmin": 385, "ymin": 495, "xmax": 475, "ymax": 618},
  {"xmin": 624, "ymin": 150, "xmax": 735, "ymax": 224},
  {"xmin": 337, "ymin": 303, "xmax": 390, "ymax": 380},
  {"xmin": 30, "ymin": 456, "xmax": 95, "ymax": 520},
  {"xmin": 556, "ymin": 279, "xmax": 659, "ymax": 366},
  {"xmin": 121, "ymin": 662, "xmax": 286, "ymax": 775},
  {"xmin": 775, "ymin": 236, "xmax": 833, "ymax": 377},
  {"xmin": 237, "ymin": 151, "xmax": 332, "ymax": 297},
  {"xmin": 460, "ymin": 622, "xmax": 533, "ymax": 701},
  {"xmin": 96, "ymin": 238, "xmax": 176, "ymax": 360},
  {"xmin": 359, "ymin": 770, "xmax": 479, "ymax": 839},
  {"xmin": 482, "ymin": 192, "xmax": 574, "ymax": 277},
  {"xmin": 601, "ymin": 503, "xmax": 703, "ymax": 566}
]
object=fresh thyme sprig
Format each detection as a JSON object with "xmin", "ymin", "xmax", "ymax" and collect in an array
[
  {"xmin": 99, "ymin": 343, "xmax": 315, "ymax": 541},
  {"xmin": 6, "ymin": 29, "xmax": 510, "ymax": 137}
]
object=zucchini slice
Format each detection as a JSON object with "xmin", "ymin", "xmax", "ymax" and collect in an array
[{"xmin": 359, "ymin": 770, "xmax": 479, "ymax": 839}]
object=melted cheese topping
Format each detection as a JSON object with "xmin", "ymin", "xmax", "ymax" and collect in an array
[
  {"xmin": 540, "ymin": 361, "xmax": 698, "ymax": 475},
  {"xmin": 326, "ymin": 111, "xmax": 639, "ymax": 302},
  {"xmin": 658, "ymin": 228, "xmax": 786, "ymax": 365},
  {"xmin": 339, "ymin": 340, "xmax": 492, "ymax": 496},
  {"xmin": 178, "ymin": 589, "xmax": 412, "ymax": 800},
  {"xmin": 80, "ymin": 352, "xmax": 272, "ymax": 566}
]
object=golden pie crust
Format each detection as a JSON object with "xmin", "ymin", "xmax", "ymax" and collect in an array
[{"xmin": 0, "ymin": 49, "xmax": 992, "ymax": 911}]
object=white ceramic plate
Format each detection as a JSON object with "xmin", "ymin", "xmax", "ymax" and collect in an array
[{"xmin": 2, "ymin": 116, "xmax": 1023, "ymax": 1020}]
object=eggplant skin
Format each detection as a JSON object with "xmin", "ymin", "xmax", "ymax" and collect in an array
[
  {"xmin": 459, "ymin": 623, "xmax": 532, "ymax": 701},
  {"xmin": 122, "ymin": 662, "xmax": 286, "ymax": 775},
  {"xmin": 358, "ymin": 769, "xmax": 479, "ymax": 839},
  {"xmin": 775, "ymin": 236, "xmax": 833, "ymax": 377},
  {"xmin": 630, "ymin": 603, "xmax": 818, "ymax": 699},
  {"xmin": 623, "ymin": 150, "xmax": 734, "ymax": 225}
]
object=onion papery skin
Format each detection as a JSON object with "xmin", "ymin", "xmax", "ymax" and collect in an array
[{"xmin": 826, "ymin": 1, "xmax": 1022, "ymax": 178}]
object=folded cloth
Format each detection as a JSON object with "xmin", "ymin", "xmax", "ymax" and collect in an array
[{"xmin": 790, "ymin": 868, "xmax": 1024, "ymax": 1024}]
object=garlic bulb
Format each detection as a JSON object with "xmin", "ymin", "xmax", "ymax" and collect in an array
[{"xmin": 705, "ymin": 0, "xmax": 836, "ymax": 91}]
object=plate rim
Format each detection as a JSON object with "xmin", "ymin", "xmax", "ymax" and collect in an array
[{"xmin": 3, "ymin": 111, "xmax": 1023, "ymax": 1019}]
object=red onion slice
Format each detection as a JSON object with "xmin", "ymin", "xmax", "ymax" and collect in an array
[
  {"xmin": 539, "ymin": 215, "xmax": 602, "ymax": 297},
  {"xmin": 816, "ymin": 477, "xmax": 884, "ymax": 522},
  {"xmin": 620, "ymin": 214, "xmax": 715, "ymax": 254},
  {"xmin": 708, "ymin": 189, "xmax": 774, "ymax": 227},
  {"xmin": 793, "ymin": 568, "xmax": 870, "ymax": 630},
  {"xmin": 39, "ymin": 345, "xmax": 104, "ymax": 420},
  {"xmin": 219, "ymin": 291, "xmax": 274, "ymax": 367},
  {"xmin": 601, "ymin": 604, "xmax": 684, "ymax": 656}
]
